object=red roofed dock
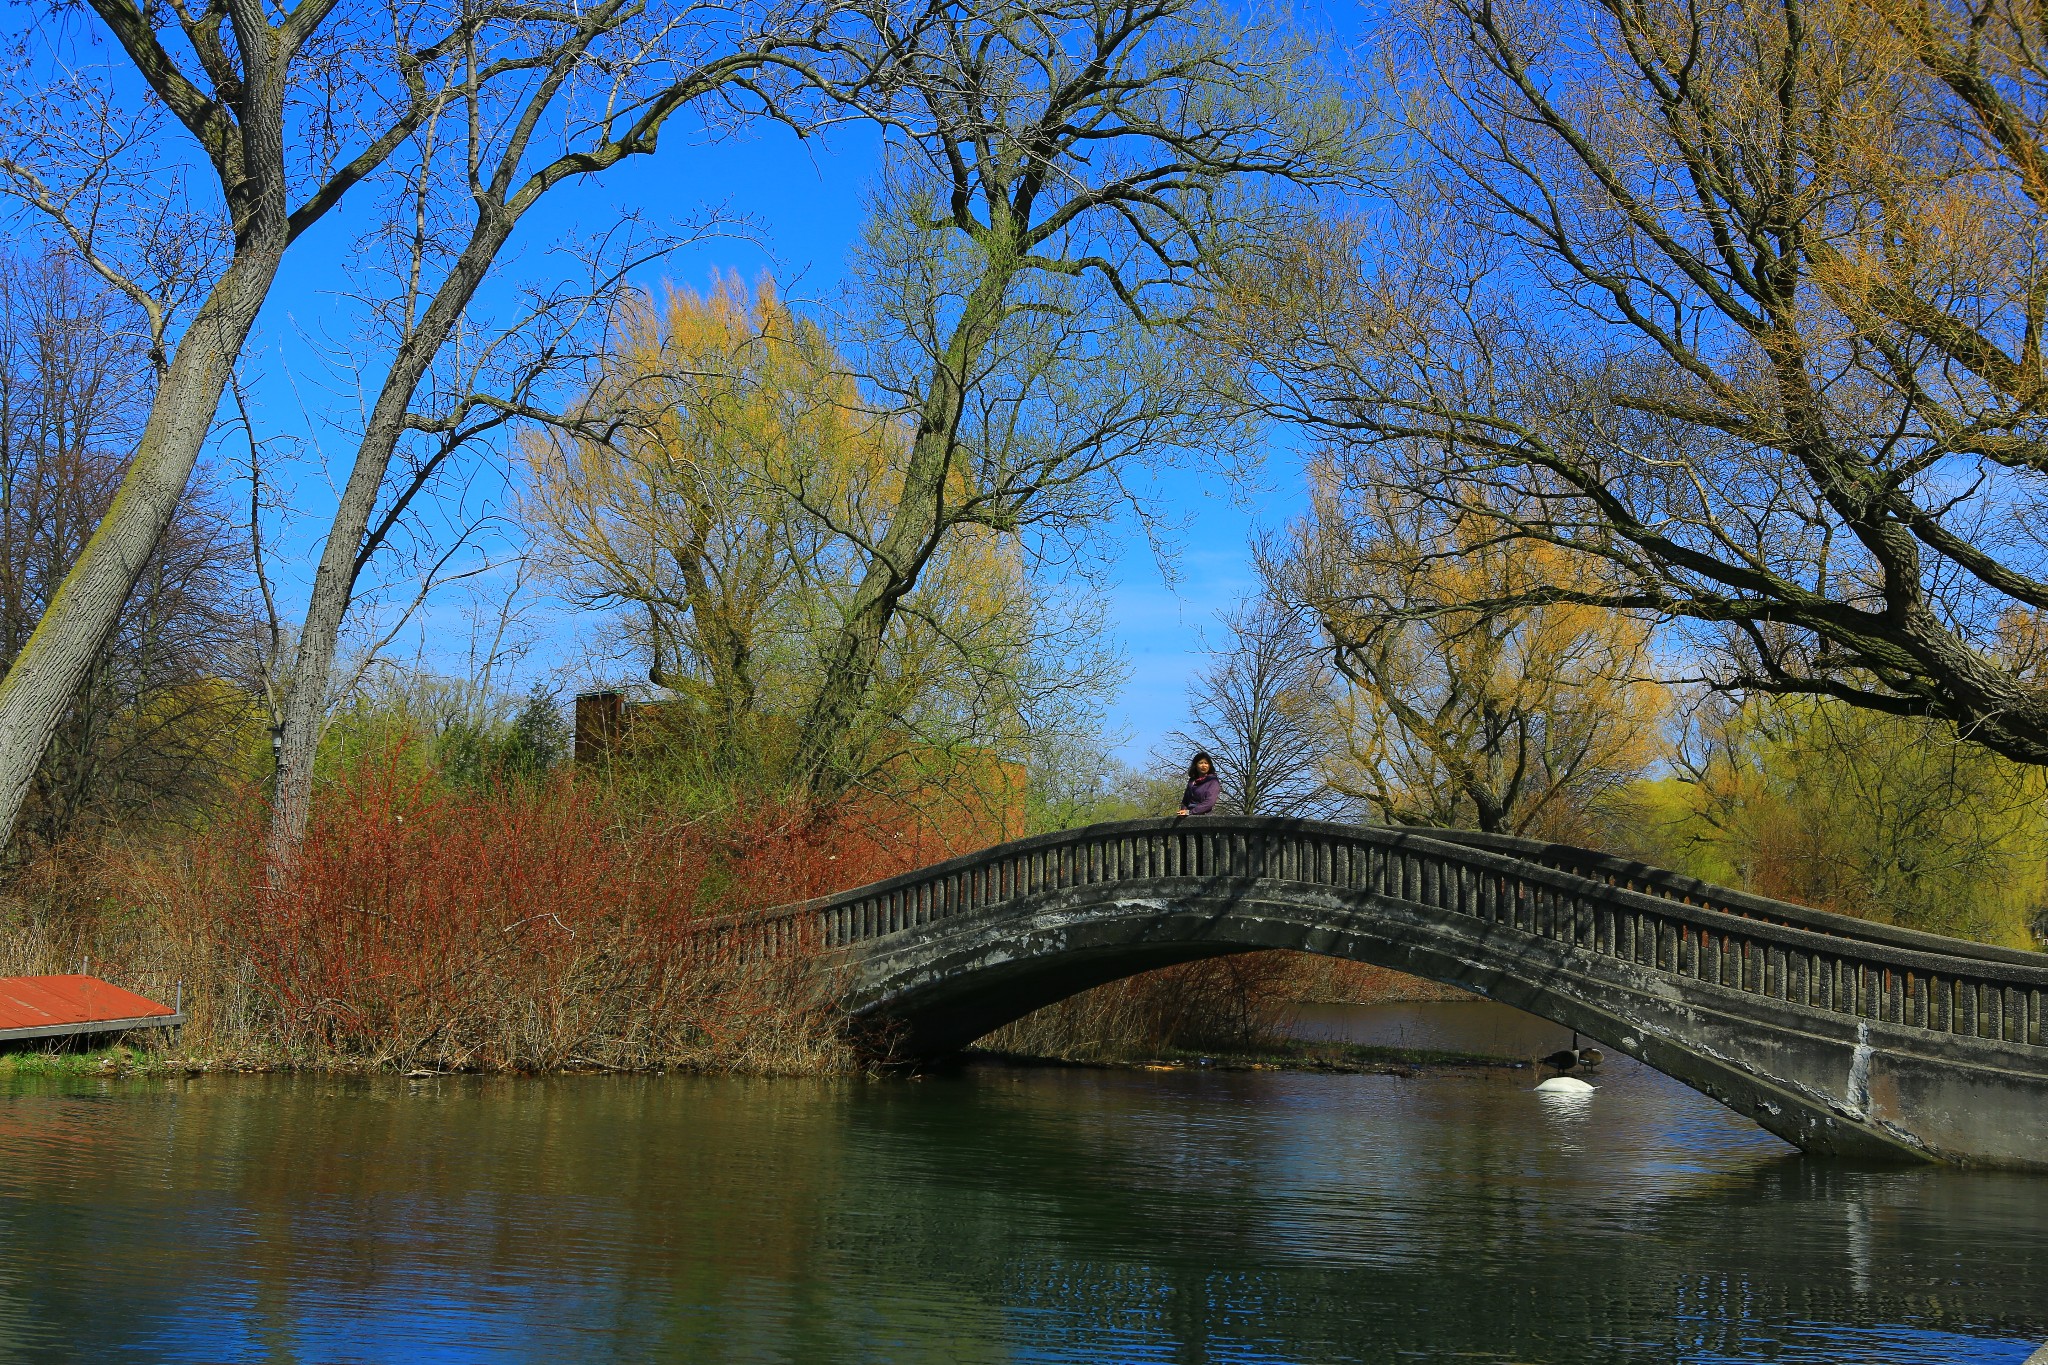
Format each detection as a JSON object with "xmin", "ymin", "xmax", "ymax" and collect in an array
[{"xmin": 0, "ymin": 975, "xmax": 183, "ymax": 1044}]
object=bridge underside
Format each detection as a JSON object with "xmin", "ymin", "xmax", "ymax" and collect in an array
[{"xmin": 842, "ymin": 879, "xmax": 2048, "ymax": 1169}]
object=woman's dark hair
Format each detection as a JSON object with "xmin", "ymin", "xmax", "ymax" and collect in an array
[{"xmin": 1186, "ymin": 752, "xmax": 1215, "ymax": 781}]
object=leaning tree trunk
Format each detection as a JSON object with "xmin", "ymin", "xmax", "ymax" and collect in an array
[
  {"xmin": 267, "ymin": 211, "xmax": 518, "ymax": 868},
  {"xmin": 0, "ymin": 246, "xmax": 284, "ymax": 853}
]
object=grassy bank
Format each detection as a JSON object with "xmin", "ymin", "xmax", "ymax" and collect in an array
[{"xmin": 0, "ymin": 1041, "xmax": 162, "ymax": 1077}]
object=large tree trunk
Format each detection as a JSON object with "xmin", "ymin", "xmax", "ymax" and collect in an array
[
  {"xmin": 267, "ymin": 214, "xmax": 516, "ymax": 865},
  {"xmin": 0, "ymin": 247, "xmax": 283, "ymax": 852},
  {"xmin": 0, "ymin": 0, "xmax": 319, "ymax": 854}
]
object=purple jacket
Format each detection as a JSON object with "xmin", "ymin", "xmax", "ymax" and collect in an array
[{"xmin": 1181, "ymin": 773, "xmax": 1220, "ymax": 816}]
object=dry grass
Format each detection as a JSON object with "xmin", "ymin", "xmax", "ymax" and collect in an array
[
  {"xmin": 0, "ymin": 748, "xmax": 963, "ymax": 1074},
  {"xmin": 979, "ymin": 954, "xmax": 1300, "ymax": 1061},
  {"xmin": 978, "ymin": 954, "xmax": 1473, "ymax": 1063},
  {"xmin": 1279, "ymin": 957, "xmax": 1475, "ymax": 1006}
]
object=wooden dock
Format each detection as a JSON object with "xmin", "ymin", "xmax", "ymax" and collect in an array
[{"xmin": 0, "ymin": 975, "xmax": 182, "ymax": 1044}]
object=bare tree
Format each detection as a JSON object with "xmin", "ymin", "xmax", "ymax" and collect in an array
[
  {"xmin": 782, "ymin": 0, "xmax": 1365, "ymax": 796},
  {"xmin": 1164, "ymin": 597, "xmax": 1341, "ymax": 818},
  {"xmin": 0, "ymin": 0, "xmax": 670, "ymax": 852},
  {"xmin": 1227, "ymin": 0, "xmax": 2048, "ymax": 768},
  {"xmin": 234, "ymin": 1, "xmax": 859, "ymax": 862}
]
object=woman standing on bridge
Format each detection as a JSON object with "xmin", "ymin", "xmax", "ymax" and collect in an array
[{"xmin": 1177, "ymin": 753, "xmax": 1220, "ymax": 817}]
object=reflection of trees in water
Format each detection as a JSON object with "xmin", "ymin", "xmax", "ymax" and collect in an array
[{"xmin": 0, "ymin": 1075, "xmax": 2041, "ymax": 1362}]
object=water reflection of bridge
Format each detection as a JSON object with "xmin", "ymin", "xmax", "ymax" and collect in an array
[{"xmin": 759, "ymin": 817, "xmax": 2048, "ymax": 1168}]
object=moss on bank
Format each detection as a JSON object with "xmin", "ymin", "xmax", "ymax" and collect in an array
[{"xmin": 0, "ymin": 1042, "xmax": 164, "ymax": 1077}]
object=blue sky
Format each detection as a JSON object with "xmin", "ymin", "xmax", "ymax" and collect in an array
[{"xmin": 238, "ymin": 71, "xmax": 1318, "ymax": 771}]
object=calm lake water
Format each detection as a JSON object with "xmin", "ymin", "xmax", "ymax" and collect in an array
[{"xmin": 1, "ymin": 1004, "xmax": 2045, "ymax": 1364}]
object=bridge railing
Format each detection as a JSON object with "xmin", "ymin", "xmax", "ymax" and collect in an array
[
  {"xmin": 1418, "ymin": 827, "xmax": 2047, "ymax": 968},
  {"xmin": 751, "ymin": 817, "xmax": 2048, "ymax": 1051}
]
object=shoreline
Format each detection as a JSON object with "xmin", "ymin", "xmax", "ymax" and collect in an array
[
  {"xmin": 0, "ymin": 1035, "xmax": 1542, "ymax": 1081},
  {"xmin": 958, "ymin": 1038, "xmax": 1533, "ymax": 1077}
]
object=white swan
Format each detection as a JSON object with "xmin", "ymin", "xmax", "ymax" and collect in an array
[{"xmin": 1534, "ymin": 1076, "xmax": 1596, "ymax": 1094}]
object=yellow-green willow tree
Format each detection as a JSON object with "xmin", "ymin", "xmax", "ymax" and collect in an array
[{"xmin": 526, "ymin": 278, "xmax": 1117, "ymax": 793}]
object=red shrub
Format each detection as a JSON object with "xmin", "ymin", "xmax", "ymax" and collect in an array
[{"xmin": 130, "ymin": 745, "xmax": 971, "ymax": 1071}]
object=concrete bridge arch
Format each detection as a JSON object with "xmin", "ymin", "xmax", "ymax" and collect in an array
[{"xmin": 755, "ymin": 817, "xmax": 2048, "ymax": 1169}]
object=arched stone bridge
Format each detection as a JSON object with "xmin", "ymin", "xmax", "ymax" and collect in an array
[{"xmin": 752, "ymin": 816, "xmax": 2048, "ymax": 1169}]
